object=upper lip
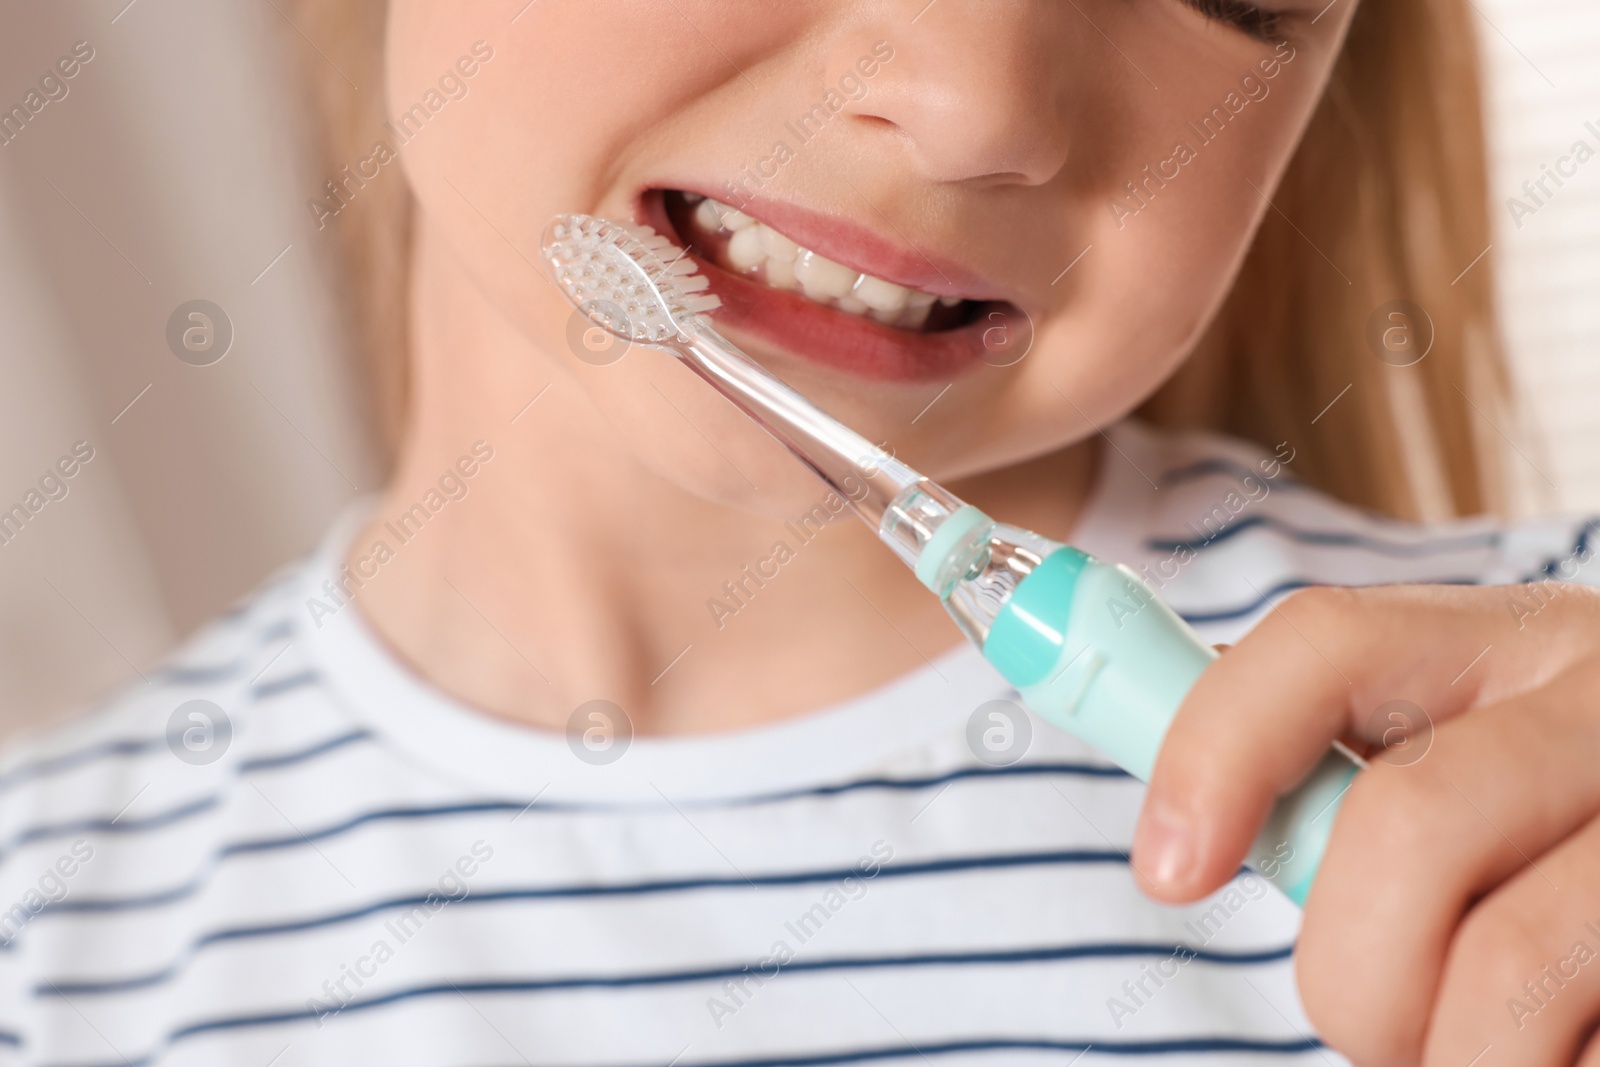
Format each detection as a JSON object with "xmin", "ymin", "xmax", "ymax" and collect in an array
[{"xmin": 644, "ymin": 184, "xmax": 1020, "ymax": 306}]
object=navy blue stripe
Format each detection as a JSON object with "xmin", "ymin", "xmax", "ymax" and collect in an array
[
  {"xmin": 555, "ymin": 1036, "xmax": 1326, "ymax": 1067},
  {"xmin": 225, "ymin": 801, "xmax": 522, "ymax": 860},
  {"xmin": 155, "ymin": 662, "xmax": 249, "ymax": 687},
  {"xmin": 1158, "ymin": 457, "xmax": 1308, "ymax": 492},
  {"xmin": 258, "ymin": 618, "xmax": 295, "ymax": 642},
  {"xmin": 0, "ymin": 738, "xmax": 164, "ymax": 794},
  {"xmin": 45, "ymin": 1021, "xmax": 1321, "ymax": 1067},
  {"xmin": 37, "ymin": 762, "xmax": 1133, "ymax": 917},
  {"xmin": 0, "ymin": 731, "xmax": 373, "ymax": 865},
  {"xmin": 248, "ymin": 670, "xmax": 319, "ymax": 702},
  {"xmin": 498, "ymin": 1037, "xmax": 1326, "ymax": 1067},
  {"xmin": 7, "ymin": 761, "xmax": 1125, "ymax": 857},
  {"xmin": 0, "ymin": 796, "xmax": 220, "ymax": 866},
  {"xmin": 131, "ymin": 610, "xmax": 300, "ymax": 686},
  {"xmin": 739, "ymin": 760, "xmax": 1130, "ymax": 803},
  {"xmin": 40, "ymin": 938, "xmax": 1293, "ymax": 998},
  {"xmin": 1147, "ymin": 514, "xmax": 1499, "ymax": 558},
  {"xmin": 0, "ymin": 1026, "xmax": 19, "ymax": 1047},
  {"xmin": 1177, "ymin": 577, "xmax": 1479, "ymax": 626},
  {"xmin": 1539, "ymin": 518, "xmax": 1600, "ymax": 580},
  {"xmin": 0, "ymin": 618, "xmax": 303, "ymax": 796},
  {"xmin": 57, "ymin": 846, "xmax": 1129, "ymax": 919},
  {"xmin": 236, "ymin": 728, "xmax": 370, "ymax": 773},
  {"xmin": 46, "ymin": 1035, "xmax": 1326, "ymax": 1067},
  {"xmin": 37, "ymin": 850, "xmax": 1135, "ymax": 996}
]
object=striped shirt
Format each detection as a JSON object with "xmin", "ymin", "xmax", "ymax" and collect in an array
[{"xmin": 2, "ymin": 420, "xmax": 1595, "ymax": 1067}]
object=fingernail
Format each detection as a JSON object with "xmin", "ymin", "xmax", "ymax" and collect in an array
[{"xmin": 1137, "ymin": 802, "xmax": 1195, "ymax": 888}]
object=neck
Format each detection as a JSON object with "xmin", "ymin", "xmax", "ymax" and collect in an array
[{"xmin": 347, "ymin": 215, "xmax": 1098, "ymax": 735}]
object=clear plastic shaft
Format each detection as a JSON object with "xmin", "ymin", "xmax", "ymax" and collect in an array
[{"xmin": 672, "ymin": 325, "xmax": 978, "ymax": 573}]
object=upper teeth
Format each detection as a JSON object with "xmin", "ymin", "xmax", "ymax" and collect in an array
[{"xmin": 684, "ymin": 195, "xmax": 959, "ymax": 330}]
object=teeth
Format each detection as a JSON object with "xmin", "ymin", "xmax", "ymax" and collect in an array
[
  {"xmin": 852, "ymin": 274, "xmax": 910, "ymax": 314},
  {"xmin": 693, "ymin": 198, "xmax": 723, "ymax": 234},
  {"xmin": 765, "ymin": 256, "xmax": 798, "ymax": 290},
  {"xmin": 726, "ymin": 225, "xmax": 765, "ymax": 271},
  {"xmin": 760, "ymin": 227, "xmax": 798, "ymax": 261},
  {"xmin": 681, "ymin": 194, "xmax": 962, "ymax": 330},
  {"xmin": 794, "ymin": 250, "xmax": 857, "ymax": 301}
]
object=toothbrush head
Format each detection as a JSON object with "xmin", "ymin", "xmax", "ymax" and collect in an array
[{"xmin": 541, "ymin": 214, "xmax": 722, "ymax": 344}]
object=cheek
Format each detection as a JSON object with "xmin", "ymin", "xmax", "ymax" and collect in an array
[{"xmin": 1004, "ymin": 34, "xmax": 1334, "ymax": 437}]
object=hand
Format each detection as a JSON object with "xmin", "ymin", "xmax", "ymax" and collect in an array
[{"xmin": 1131, "ymin": 582, "xmax": 1600, "ymax": 1067}]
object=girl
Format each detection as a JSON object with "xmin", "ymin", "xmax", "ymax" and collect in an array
[{"xmin": 4, "ymin": 1, "xmax": 1599, "ymax": 1065}]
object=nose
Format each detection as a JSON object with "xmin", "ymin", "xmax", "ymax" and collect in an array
[{"xmin": 829, "ymin": 12, "xmax": 1075, "ymax": 187}]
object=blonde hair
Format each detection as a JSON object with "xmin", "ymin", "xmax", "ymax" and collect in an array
[{"xmin": 284, "ymin": 0, "xmax": 1508, "ymax": 518}]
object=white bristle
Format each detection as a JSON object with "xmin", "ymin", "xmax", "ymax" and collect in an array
[{"xmin": 540, "ymin": 214, "xmax": 722, "ymax": 345}]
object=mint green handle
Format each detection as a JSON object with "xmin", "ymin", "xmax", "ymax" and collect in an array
[{"xmin": 984, "ymin": 548, "xmax": 1359, "ymax": 906}]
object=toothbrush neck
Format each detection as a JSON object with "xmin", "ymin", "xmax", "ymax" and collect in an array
[{"xmin": 675, "ymin": 324, "xmax": 928, "ymax": 529}]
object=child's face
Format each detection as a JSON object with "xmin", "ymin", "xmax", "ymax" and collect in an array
[{"xmin": 388, "ymin": 1, "xmax": 1353, "ymax": 513}]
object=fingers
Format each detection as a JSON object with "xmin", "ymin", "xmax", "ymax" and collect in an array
[
  {"xmin": 1422, "ymin": 808, "xmax": 1600, "ymax": 1067},
  {"xmin": 1296, "ymin": 658, "xmax": 1600, "ymax": 1066},
  {"xmin": 1134, "ymin": 585, "xmax": 1497, "ymax": 900},
  {"xmin": 1133, "ymin": 583, "xmax": 1600, "ymax": 902}
]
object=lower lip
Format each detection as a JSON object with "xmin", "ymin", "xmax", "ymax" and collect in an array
[{"xmin": 641, "ymin": 191, "xmax": 1023, "ymax": 384}]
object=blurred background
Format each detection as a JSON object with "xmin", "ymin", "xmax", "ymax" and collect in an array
[{"xmin": 0, "ymin": 0, "xmax": 1596, "ymax": 740}]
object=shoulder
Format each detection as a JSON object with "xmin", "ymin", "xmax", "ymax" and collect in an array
[
  {"xmin": 0, "ymin": 555, "xmax": 367, "ymax": 939},
  {"xmin": 1097, "ymin": 421, "xmax": 1599, "ymax": 642}
]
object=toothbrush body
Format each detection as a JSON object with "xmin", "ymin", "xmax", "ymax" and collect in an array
[
  {"xmin": 542, "ymin": 214, "xmax": 1361, "ymax": 906},
  {"xmin": 915, "ymin": 515, "xmax": 1359, "ymax": 906}
]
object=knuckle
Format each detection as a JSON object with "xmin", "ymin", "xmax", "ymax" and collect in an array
[
  {"xmin": 1341, "ymin": 757, "xmax": 1442, "ymax": 858},
  {"xmin": 1450, "ymin": 900, "xmax": 1549, "ymax": 992},
  {"xmin": 1280, "ymin": 584, "xmax": 1354, "ymax": 623},
  {"xmin": 1276, "ymin": 584, "xmax": 1362, "ymax": 647}
]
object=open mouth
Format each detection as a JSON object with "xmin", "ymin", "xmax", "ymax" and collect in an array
[
  {"xmin": 641, "ymin": 189, "xmax": 1029, "ymax": 383},
  {"xmin": 671, "ymin": 192, "xmax": 976, "ymax": 332}
]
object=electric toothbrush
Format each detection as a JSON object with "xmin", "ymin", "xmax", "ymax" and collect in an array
[{"xmin": 541, "ymin": 213, "xmax": 1361, "ymax": 906}]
